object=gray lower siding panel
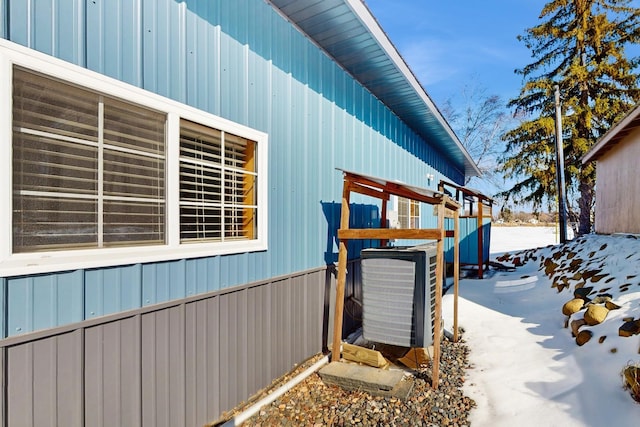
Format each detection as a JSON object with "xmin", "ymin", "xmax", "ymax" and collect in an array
[
  {"xmin": 218, "ymin": 288, "xmax": 248, "ymax": 412},
  {"xmin": 142, "ymin": 306, "xmax": 186, "ymax": 427},
  {"xmin": 0, "ymin": 349, "xmax": 4, "ymax": 427},
  {"xmin": 85, "ymin": 316, "xmax": 142, "ymax": 427},
  {"xmin": 0, "ymin": 267, "xmax": 333, "ymax": 427},
  {"xmin": 185, "ymin": 298, "xmax": 220, "ymax": 427},
  {"xmin": 7, "ymin": 331, "xmax": 83, "ymax": 427}
]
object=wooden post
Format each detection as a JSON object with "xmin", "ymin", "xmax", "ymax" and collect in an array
[
  {"xmin": 486, "ymin": 201, "xmax": 492, "ymax": 273},
  {"xmin": 477, "ymin": 197, "xmax": 484, "ymax": 279},
  {"xmin": 331, "ymin": 181, "xmax": 351, "ymax": 362},
  {"xmin": 453, "ymin": 205, "xmax": 460, "ymax": 343},
  {"xmin": 380, "ymin": 198, "xmax": 388, "ymax": 247},
  {"xmin": 432, "ymin": 201, "xmax": 444, "ymax": 390}
]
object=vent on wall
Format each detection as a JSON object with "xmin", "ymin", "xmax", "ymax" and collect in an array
[{"xmin": 360, "ymin": 244, "xmax": 438, "ymax": 348}]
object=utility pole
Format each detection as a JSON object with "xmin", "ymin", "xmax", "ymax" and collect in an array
[{"xmin": 554, "ymin": 85, "xmax": 568, "ymax": 243}]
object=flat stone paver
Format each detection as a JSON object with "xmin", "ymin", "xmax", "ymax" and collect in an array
[{"xmin": 319, "ymin": 362, "xmax": 413, "ymax": 399}]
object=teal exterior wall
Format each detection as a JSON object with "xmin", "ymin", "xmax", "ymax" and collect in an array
[
  {"xmin": 0, "ymin": 0, "xmax": 467, "ymax": 337},
  {"xmin": 444, "ymin": 217, "xmax": 492, "ymax": 266}
]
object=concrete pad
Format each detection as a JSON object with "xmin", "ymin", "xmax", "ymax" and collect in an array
[{"xmin": 319, "ymin": 362, "xmax": 413, "ymax": 399}]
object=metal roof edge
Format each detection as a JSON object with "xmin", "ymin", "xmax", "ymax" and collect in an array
[
  {"xmin": 344, "ymin": 0, "xmax": 481, "ymax": 177},
  {"xmin": 582, "ymin": 104, "xmax": 640, "ymax": 164},
  {"xmin": 266, "ymin": 0, "xmax": 481, "ymax": 178}
]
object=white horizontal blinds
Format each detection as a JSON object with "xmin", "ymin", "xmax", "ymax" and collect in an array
[
  {"xmin": 398, "ymin": 197, "xmax": 409, "ymax": 228},
  {"xmin": 397, "ymin": 197, "xmax": 420, "ymax": 229},
  {"xmin": 12, "ymin": 66, "xmax": 166, "ymax": 252},
  {"xmin": 180, "ymin": 120, "xmax": 224, "ymax": 242},
  {"xmin": 12, "ymin": 68, "xmax": 99, "ymax": 251},
  {"xmin": 179, "ymin": 120, "xmax": 257, "ymax": 242},
  {"xmin": 102, "ymin": 98, "xmax": 165, "ymax": 246}
]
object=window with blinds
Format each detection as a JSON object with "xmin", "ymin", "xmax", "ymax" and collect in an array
[
  {"xmin": 397, "ymin": 197, "xmax": 420, "ymax": 229},
  {"xmin": 179, "ymin": 120, "xmax": 257, "ymax": 243},
  {"xmin": 12, "ymin": 67, "xmax": 166, "ymax": 252},
  {"xmin": 4, "ymin": 47, "xmax": 266, "ymax": 270}
]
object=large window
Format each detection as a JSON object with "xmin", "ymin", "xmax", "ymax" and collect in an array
[
  {"xmin": 1, "ymin": 40, "xmax": 267, "ymax": 276},
  {"xmin": 12, "ymin": 68, "xmax": 166, "ymax": 252}
]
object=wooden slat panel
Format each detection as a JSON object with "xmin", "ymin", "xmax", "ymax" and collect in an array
[
  {"xmin": 338, "ymin": 228, "xmax": 443, "ymax": 240},
  {"xmin": 594, "ymin": 130, "xmax": 640, "ymax": 233}
]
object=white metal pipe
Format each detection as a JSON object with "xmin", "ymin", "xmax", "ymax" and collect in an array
[{"xmin": 221, "ymin": 354, "xmax": 331, "ymax": 427}]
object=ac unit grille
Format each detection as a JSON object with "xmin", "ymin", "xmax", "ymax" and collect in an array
[
  {"xmin": 429, "ymin": 254, "xmax": 437, "ymax": 339},
  {"xmin": 360, "ymin": 245, "xmax": 438, "ymax": 348}
]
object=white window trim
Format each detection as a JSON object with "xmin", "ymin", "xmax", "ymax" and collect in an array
[{"xmin": 0, "ymin": 39, "xmax": 268, "ymax": 277}]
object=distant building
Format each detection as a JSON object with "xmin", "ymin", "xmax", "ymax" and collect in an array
[{"xmin": 583, "ymin": 104, "xmax": 640, "ymax": 234}]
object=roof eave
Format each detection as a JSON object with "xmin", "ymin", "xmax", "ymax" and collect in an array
[
  {"xmin": 583, "ymin": 104, "xmax": 640, "ymax": 164},
  {"xmin": 267, "ymin": 0, "xmax": 481, "ymax": 179}
]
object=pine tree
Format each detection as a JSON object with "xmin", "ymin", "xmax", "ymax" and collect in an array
[{"xmin": 499, "ymin": 0, "xmax": 640, "ymax": 235}]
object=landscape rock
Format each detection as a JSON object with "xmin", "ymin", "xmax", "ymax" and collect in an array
[
  {"xmin": 571, "ymin": 319, "xmax": 587, "ymax": 337},
  {"xmin": 544, "ymin": 259, "xmax": 559, "ymax": 276},
  {"xmin": 576, "ymin": 330, "xmax": 593, "ymax": 346},
  {"xmin": 590, "ymin": 295, "xmax": 611, "ymax": 305},
  {"xmin": 562, "ymin": 299, "xmax": 584, "ymax": 316},
  {"xmin": 619, "ymin": 319, "xmax": 640, "ymax": 337},
  {"xmin": 590, "ymin": 274, "xmax": 608, "ymax": 283},
  {"xmin": 573, "ymin": 287, "xmax": 593, "ymax": 301},
  {"xmin": 584, "ymin": 305, "xmax": 608, "ymax": 326},
  {"xmin": 604, "ymin": 300, "xmax": 621, "ymax": 310}
]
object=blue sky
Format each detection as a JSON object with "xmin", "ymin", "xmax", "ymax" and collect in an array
[
  {"xmin": 364, "ymin": 0, "xmax": 640, "ymax": 205},
  {"xmin": 364, "ymin": 0, "xmax": 550, "ymax": 201},
  {"xmin": 364, "ymin": 0, "xmax": 549, "ymax": 107}
]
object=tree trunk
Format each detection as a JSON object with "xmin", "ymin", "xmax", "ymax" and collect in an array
[{"xmin": 577, "ymin": 178, "xmax": 594, "ymax": 235}]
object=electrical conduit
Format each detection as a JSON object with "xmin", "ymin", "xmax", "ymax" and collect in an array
[{"xmin": 220, "ymin": 353, "xmax": 332, "ymax": 426}]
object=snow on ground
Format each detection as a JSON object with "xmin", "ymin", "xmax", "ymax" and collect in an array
[{"xmin": 443, "ymin": 226, "xmax": 640, "ymax": 427}]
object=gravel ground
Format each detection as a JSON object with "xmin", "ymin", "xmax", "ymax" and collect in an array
[{"xmin": 225, "ymin": 337, "xmax": 476, "ymax": 426}]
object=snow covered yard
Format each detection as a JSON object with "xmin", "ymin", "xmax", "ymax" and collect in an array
[{"xmin": 443, "ymin": 226, "xmax": 640, "ymax": 427}]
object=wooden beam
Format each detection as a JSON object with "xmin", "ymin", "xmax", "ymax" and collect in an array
[
  {"xmin": 453, "ymin": 208, "xmax": 460, "ymax": 343},
  {"xmin": 338, "ymin": 228, "xmax": 443, "ymax": 240},
  {"xmin": 342, "ymin": 343, "xmax": 389, "ymax": 368},
  {"xmin": 386, "ymin": 182, "xmax": 442, "ymax": 206},
  {"xmin": 380, "ymin": 198, "xmax": 388, "ymax": 247},
  {"xmin": 348, "ymin": 182, "xmax": 390, "ymax": 201},
  {"xmin": 477, "ymin": 198, "xmax": 484, "ymax": 278},
  {"xmin": 432, "ymin": 202, "xmax": 444, "ymax": 390},
  {"xmin": 331, "ymin": 182, "xmax": 351, "ymax": 362},
  {"xmin": 344, "ymin": 172, "xmax": 443, "ymax": 206}
]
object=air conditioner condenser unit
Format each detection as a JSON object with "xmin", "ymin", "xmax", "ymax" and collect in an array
[{"xmin": 360, "ymin": 244, "xmax": 438, "ymax": 348}]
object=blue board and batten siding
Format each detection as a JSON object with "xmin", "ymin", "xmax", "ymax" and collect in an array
[
  {"xmin": 0, "ymin": 1, "xmax": 469, "ymax": 424},
  {"xmin": 1, "ymin": 0, "xmax": 463, "ymax": 338}
]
